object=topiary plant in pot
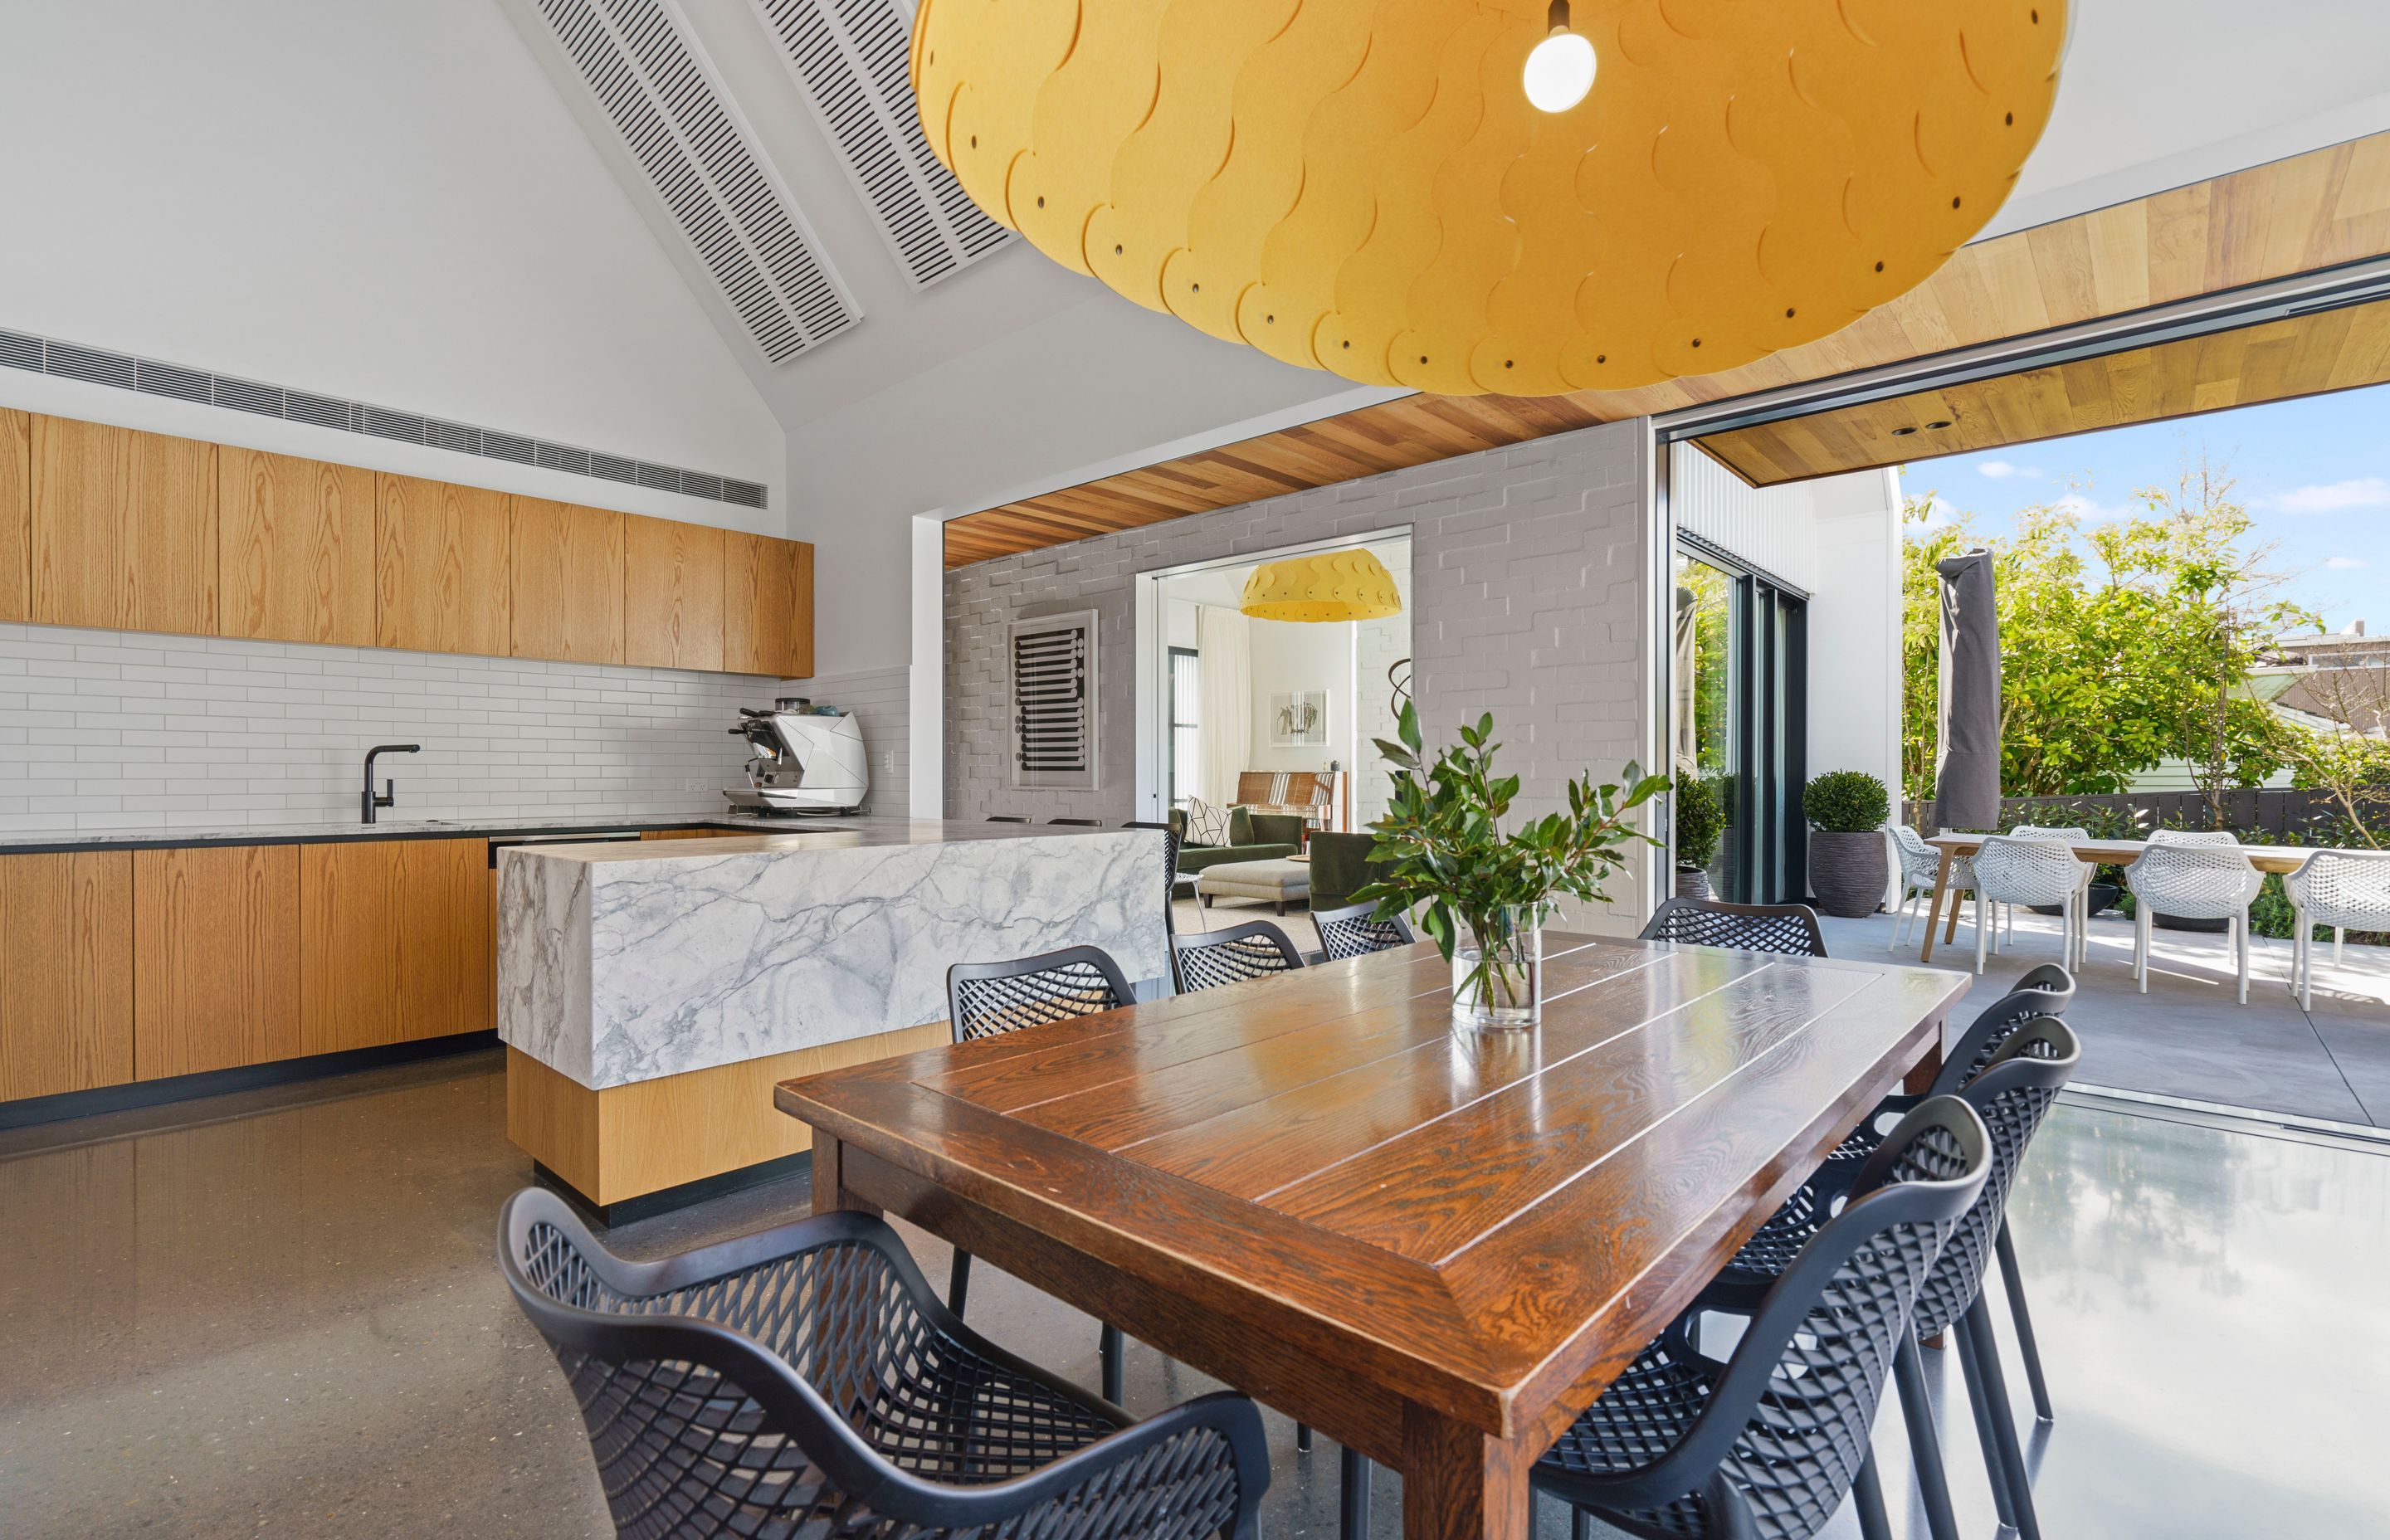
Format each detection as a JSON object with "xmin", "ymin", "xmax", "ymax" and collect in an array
[
  {"xmin": 1803, "ymin": 770, "xmax": 1891, "ymax": 919},
  {"xmin": 1672, "ymin": 772, "xmax": 1724, "ymax": 901}
]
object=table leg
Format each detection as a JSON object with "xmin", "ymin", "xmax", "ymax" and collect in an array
[
  {"xmin": 811, "ymin": 1132, "xmax": 880, "ymax": 1217},
  {"xmin": 1920, "ymin": 850, "xmax": 1955, "ymax": 963},
  {"xmin": 1402, "ymin": 1403, "xmax": 1532, "ymax": 1540}
]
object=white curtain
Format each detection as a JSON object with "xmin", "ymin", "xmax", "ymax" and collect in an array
[{"xmin": 1195, "ymin": 604, "xmax": 1251, "ymax": 811}]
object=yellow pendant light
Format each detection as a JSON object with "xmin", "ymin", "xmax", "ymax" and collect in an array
[
  {"xmin": 1240, "ymin": 549, "xmax": 1403, "ymax": 624},
  {"xmin": 910, "ymin": 0, "xmax": 2065, "ymax": 398}
]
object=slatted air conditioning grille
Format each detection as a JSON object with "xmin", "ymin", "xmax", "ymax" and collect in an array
[
  {"xmin": 0, "ymin": 326, "xmax": 769, "ymax": 509},
  {"xmin": 754, "ymin": 0, "xmax": 1014, "ymax": 288},
  {"xmin": 536, "ymin": 0, "xmax": 859, "ymax": 363},
  {"xmin": 1012, "ymin": 612, "xmax": 1099, "ymax": 791}
]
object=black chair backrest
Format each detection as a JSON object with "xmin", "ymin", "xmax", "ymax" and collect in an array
[
  {"xmin": 1124, "ymin": 820, "xmax": 1182, "ymax": 937},
  {"xmin": 1912, "ymin": 1017, "xmax": 2080, "ymax": 1339},
  {"xmin": 1544, "ymin": 1098, "xmax": 1991, "ymax": 1535},
  {"xmin": 947, "ymin": 946, "xmax": 1135, "ymax": 1045},
  {"xmin": 1930, "ymin": 964, "xmax": 2075, "ymax": 1097},
  {"xmin": 1311, "ymin": 901, "xmax": 1416, "ymax": 962},
  {"xmin": 1639, "ymin": 897, "xmax": 1829, "ymax": 958},
  {"xmin": 1172, "ymin": 921, "xmax": 1305, "ymax": 993},
  {"xmin": 1049, "ymin": 817, "xmax": 1105, "ymax": 826},
  {"xmin": 987, "ymin": 815, "xmax": 1030, "ymax": 823}
]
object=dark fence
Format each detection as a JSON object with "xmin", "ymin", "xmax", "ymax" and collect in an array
[{"xmin": 1902, "ymin": 787, "xmax": 2344, "ymax": 836}]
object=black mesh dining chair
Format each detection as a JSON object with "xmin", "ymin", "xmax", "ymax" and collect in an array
[
  {"xmin": 500, "ymin": 1187, "xmax": 1271, "ymax": 1540},
  {"xmin": 1050, "ymin": 817, "xmax": 1105, "ymax": 826},
  {"xmin": 1124, "ymin": 820, "xmax": 1183, "ymax": 937},
  {"xmin": 1534, "ymin": 1097, "xmax": 1992, "ymax": 1540},
  {"xmin": 988, "ymin": 815, "xmax": 1031, "ymax": 823},
  {"xmin": 1640, "ymin": 897, "xmax": 1829, "ymax": 958},
  {"xmin": 1171, "ymin": 920, "xmax": 1305, "ymax": 994},
  {"xmin": 1695, "ymin": 1019, "xmax": 2080, "ymax": 1540},
  {"xmin": 1310, "ymin": 901, "xmax": 1416, "ymax": 961},
  {"xmin": 946, "ymin": 947, "xmax": 1138, "ymax": 1401}
]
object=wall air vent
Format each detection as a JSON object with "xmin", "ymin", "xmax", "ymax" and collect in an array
[
  {"xmin": 0, "ymin": 326, "xmax": 769, "ymax": 509},
  {"xmin": 751, "ymin": 0, "xmax": 1013, "ymax": 288},
  {"xmin": 1010, "ymin": 611, "xmax": 1099, "ymax": 792},
  {"xmin": 533, "ymin": 0, "xmax": 861, "ymax": 363}
]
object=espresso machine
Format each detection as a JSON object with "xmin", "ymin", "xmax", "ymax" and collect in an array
[{"xmin": 723, "ymin": 699, "xmax": 869, "ymax": 816}]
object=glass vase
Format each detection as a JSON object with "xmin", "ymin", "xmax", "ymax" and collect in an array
[{"xmin": 1451, "ymin": 904, "xmax": 1544, "ymax": 1031}]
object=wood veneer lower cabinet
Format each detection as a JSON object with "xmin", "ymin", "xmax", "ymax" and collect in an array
[
  {"xmin": 133, "ymin": 846, "xmax": 300, "ymax": 1079},
  {"xmin": 0, "ymin": 407, "xmax": 27, "ymax": 621},
  {"xmin": 300, "ymin": 838, "xmax": 495, "ymax": 1056},
  {"xmin": 0, "ymin": 851, "xmax": 134, "ymax": 1101},
  {"xmin": 506, "ymin": 1023, "xmax": 946, "ymax": 1206}
]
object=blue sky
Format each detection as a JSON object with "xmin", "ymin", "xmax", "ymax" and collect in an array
[{"xmin": 1904, "ymin": 381, "xmax": 2390, "ymax": 635}]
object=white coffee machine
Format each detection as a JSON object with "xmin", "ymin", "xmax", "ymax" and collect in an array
[{"xmin": 724, "ymin": 699, "xmax": 868, "ymax": 816}]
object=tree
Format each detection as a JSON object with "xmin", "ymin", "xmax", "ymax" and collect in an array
[{"xmin": 1902, "ymin": 458, "xmax": 2307, "ymax": 807}]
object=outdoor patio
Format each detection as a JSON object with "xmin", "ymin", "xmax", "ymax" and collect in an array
[{"xmin": 1824, "ymin": 904, "xmax": 2390, "ymax": 1131}]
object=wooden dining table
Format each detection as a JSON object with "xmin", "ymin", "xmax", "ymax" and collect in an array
[
  {"xmin": 777, "ymin": 932, "xmax": 1969, "ymax": 1538},
  {"xmin": 1919, "ymin": 831, "xmax": 2319, "ymax": 962}
]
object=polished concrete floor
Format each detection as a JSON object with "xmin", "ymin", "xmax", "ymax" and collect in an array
[{"xmin": 4, "ymin": 1046, "xmax": 2388, "ymax": 1537}]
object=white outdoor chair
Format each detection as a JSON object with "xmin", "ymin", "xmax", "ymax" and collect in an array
[
  {"xmin": 1890, "ymin": 824, "xmax": 1973, "ymax": 950},
  {"xmin": 2124, "ymin": 842, "xmax": 2264, "ymax": 1004},
  {"xmin": 1970, "ymin": 836, "xmax": 2087, "ymax": 976},
  {"xmin": 2148, "ymin": 828, "xmax": 2239, "ymax": 847},
  {"xmin": 2007, "ymin": 825, "xmax": 2095, "ymax": 948},
  {"xmin": 2284, "ymin": 850, "xmax": 2390, "ymax": 1010}
]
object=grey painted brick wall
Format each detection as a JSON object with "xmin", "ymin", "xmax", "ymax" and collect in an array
[{"xmin": 944, "ymin": 416, "xmax": 1657, "ymax": 916}]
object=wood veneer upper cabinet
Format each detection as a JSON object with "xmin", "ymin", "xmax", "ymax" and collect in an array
[
  {"xmin": 510, "ymin": 497, "xmax": 624, "ymax": 665},
  {"xmin": 0, "ymin": 408, "xmax": 27, "ymax": 621},
  {"xmin": 299, "ymin": 838, "xmax": 493, "ymax": 1057},
  {"xmin": 134, "ymin": 845, "xmax": 300, "ymax": 1079},
  {"xmin": 219, "ymin": 446, "xmax": 375, "ymax": 645},
  {"xmin": 623, "ymin": 514, "xmax": 724, "ymax": 670},
  {"xmin": 0, "ymin": 851, "xmax": 134, "ymax": 1101},
  {"xmin": 723, "ymin": 533, "xmax": 813, "ymax": 678},
  {"xmin": 377, "ymin": 474, "xmax": 512, "ymax": 656},
  {"xmin": 29, "ymin": 416, "xmax": 218, "ymax": 634}
]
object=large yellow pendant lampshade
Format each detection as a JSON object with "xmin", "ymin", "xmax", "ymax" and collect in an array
[
  {"xmin": 1241, "ymin": 550, "xmax": 1403, "ymax": 624},
  {"xmin": 910, "ymin": 0, "xmax": 2065, "ymax": 398}
]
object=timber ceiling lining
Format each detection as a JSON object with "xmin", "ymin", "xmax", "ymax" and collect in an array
[
  {"xmin": 944, "ymin": 132, "xmax": 2390, "ymax": 568},
  {"xmin": 1692, "ymin": 295, "xmax": 2390, "ymax": 486}
]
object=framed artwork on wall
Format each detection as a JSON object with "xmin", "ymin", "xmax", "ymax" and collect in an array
[{"xmin": 1270, "ymin": 689, "xmax": 1329, "ymax": 748}]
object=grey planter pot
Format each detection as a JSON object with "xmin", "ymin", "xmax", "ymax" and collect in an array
[
  {"xmin": 1808, "ymin": 830, "xmax": 1888, "ymax": 919},
  {"xmin": 1675, "ymin": 865, "xmax": 1713, "ymax": 902}
]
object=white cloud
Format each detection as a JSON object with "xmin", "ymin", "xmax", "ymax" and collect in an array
[
  {"xmin": 2052, "ymin": 492, "xmax": 2127, "ymax": 521},
  {"xmin": 1977, "ymin": 460, "xmax": 2041, "ymax": 480},
  {"xmin": 2325, "ymin": 555, "xmax": 2369, "ymax": 570},
  {"xmin": 2267, "ymin": 477, "xmax": 2390, "ymax": 514},
  {"xmin": 1912, "ymin": 493, "xmax": 1961, "ymax": 528}
]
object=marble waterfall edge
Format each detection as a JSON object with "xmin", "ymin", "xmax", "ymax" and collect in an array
[{"xmin": 498, "ymin": 829, "xmax": 1169, "ymax": 1090}]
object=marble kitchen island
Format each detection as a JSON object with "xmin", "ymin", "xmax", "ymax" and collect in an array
[{"xmin": 498, "ymin": 818, "xmax": 1169, "ymax": 1211}]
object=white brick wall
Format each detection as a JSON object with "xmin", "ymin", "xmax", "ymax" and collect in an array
[
  {"xmin": 944, "ymin": 417, "xmax": 1658, "ymax": 918},
  {"xmin": 795, "ymin": 665, "xmax": 911, "ymax": 818},
  {"xmin": 0, "ymin": 623, "xmax": 802, "ymax": 834}
]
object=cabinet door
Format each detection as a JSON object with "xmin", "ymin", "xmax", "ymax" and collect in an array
[
  {"xmin": 30, "ymin": 416, "xmax": 218, "ymax": 635},
  {"xmin": 0, "ymin": 407, "xmax": 26, "ymax": 621},
  {"xmin": 219, "ymin": 446, "xmax": 375, "ymax": 644},
  {"xmin": 724, "ymin": 533, "xmax": 814, "ymax": 677},
  {"xmin": 134, "ymin": 846, "xmax": 300, "ymax": 1079},
  {"xmin": 510, "ymin": 497, "xmax": 624, "ymax": 665},
  {"xmin": 0, "ymin": 852, "xmax": 134, "ymax": 1100},
  {"xmin": 377, "ymin": 474, "xmax": 512, "ymax": 656},
  {"xmin": 300, "ymin": 838, "xmax": 494, "ymax": 1055},
  {"xmin": 623, "ymin": 514, "xmax": 724, "ymax": 670}
]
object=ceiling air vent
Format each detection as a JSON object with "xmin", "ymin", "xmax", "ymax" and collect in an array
[
  {"xmin": 534, "ymin": 0, "xmax": 861, "ymax": 364},
  {"xmin": 1010, "ymin": 611, "xmax": 1099, "ymax": 792},
  {"xmin": 751, "ymin": 0, "xmax": 1013, "ymax": 288}
]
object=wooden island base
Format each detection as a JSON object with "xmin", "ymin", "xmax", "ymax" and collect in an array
[{"xmin": 506, "ymin": 1022, "xmax": 945, "ymax": 1210}]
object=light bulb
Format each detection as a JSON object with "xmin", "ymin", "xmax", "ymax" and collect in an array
[{"xmin": 1524, "ymin": 27, "xmax": 1596, "ymax": 113}]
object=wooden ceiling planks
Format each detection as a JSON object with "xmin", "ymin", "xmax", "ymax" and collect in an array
[
  {"xmin": 944, "ymin": 132, "xmax": 2390, "ymax": 567},
  {"xmin": 1693, "ymin": 295, "xmax": 2390, "ymax": 485}
]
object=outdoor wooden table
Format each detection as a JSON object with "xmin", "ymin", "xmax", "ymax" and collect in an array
[
  {"xmin": 777, "ymin": 933, "xmax": 1968, "ymax": 1539},
  {"xmin": 1919, "ymin": 832, "xmax": 2319, "ymax": 962}
]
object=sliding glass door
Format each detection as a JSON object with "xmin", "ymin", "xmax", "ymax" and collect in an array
[{"xmin": 1674, "ymin": 544, "xmax": 1807, "ymax": 904}]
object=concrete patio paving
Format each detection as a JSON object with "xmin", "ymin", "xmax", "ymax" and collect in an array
[{"xmin": 1823, "ymin": 902, "xmax": 2390, "ymax": 1130}]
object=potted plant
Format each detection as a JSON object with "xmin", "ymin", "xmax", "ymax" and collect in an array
[
  {"xmin": 1355, "ymin": 704, "xmax": 1665, "ymax": 1030},
  {"xmin": 1673, "ymin": 772, "xmax": 1724, "ymax": 901},
  {"xmin": 1803, "ymin": 770, "xmax": 1891, "ymax": 919}
]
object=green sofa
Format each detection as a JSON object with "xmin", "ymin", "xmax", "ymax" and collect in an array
[
  {"xmin": 1304, "ymin": 831, "xmax": 1386, "ymax": 911},
  {"xmin": 1168, "ymin": 807, "xmax": 1305, "ymax": 885}
]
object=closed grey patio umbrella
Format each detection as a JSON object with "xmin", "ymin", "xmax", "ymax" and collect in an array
[{"xmin": 1935, "ymin": 549, "xmax": 2002, "ymax": 831}]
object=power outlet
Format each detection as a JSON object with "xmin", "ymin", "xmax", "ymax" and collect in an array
[
  {"xmin": 883, "ymin": 749, "xmax": 895, "ymax": 773},
  {"xmin": 683, "ymin": 777, "xmax": 710, "ymax": 793}
]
